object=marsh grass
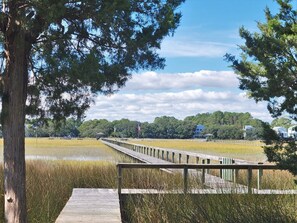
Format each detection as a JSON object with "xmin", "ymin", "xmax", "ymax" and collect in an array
[
  {"xmin": 0, "ymin": 160, "xmax": 120, "ymax": 223},
  {"xmin": 0, "ymin": 138, "xmax": 122, "ymax": 161},
  {"xmin": 122, "ymin": 193, "xmax": 297, "ymax": 223},
  {"xmin": 129, "ymin": 139, "xmax": 266, "ymax": 161},
  {"xmin": 0, "ymin": 138, "xmax": 295, "ymax": 222}
]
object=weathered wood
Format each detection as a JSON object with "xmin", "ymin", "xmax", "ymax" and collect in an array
[
  {"xmin": 183, "ymin": 167, "xmax": 188, "ymax": 194},
  {"xmin": 115, "ymin": 163, "xmax": 279, "ymax": 194},
  {"xmin": 55, "ymin": 189, "xmax": 121, "ymax": 223},
  {"xmin": 103, "ymin": 140, "xmax": 279, "ymax": 194},
  {"xmin": 104, "ymin": 138, "xmax": 256, "ymax": 164},
  {"xmin": 116, "ymin": 163, "xmax": 277, "ymax": 170},
  {"xmin": 103, "ymin": 141, "xmax": 174, "ymax": 166},
  {"xmin": 120, "ymin": 188, "xmax": 297, "ymax": 195}
]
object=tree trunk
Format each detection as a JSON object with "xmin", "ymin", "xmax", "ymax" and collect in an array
[{"xmin": 2, "ymin": 30, "xmax": 29, "ymax": 223}]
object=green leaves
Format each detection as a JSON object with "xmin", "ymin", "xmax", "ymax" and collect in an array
[
  {"xmin": 225, "ymin": 0, "xmax": 297, "ymax": 121},
  {"xmin": 7, "ymin": 0, "xmax": 185, "ymax": 121},
  {"xmin": 226, "ymin": 0, "xmax": 297, "ymax": 178}
]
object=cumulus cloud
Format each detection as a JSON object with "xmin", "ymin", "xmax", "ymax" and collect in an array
[
  {"xmin": 85, "ymin": 70, "xmax": 272, "ymax": 123},
  {"xmin": 86, "ymin": 88, "xmax": 272, "ymax": 123},
  {"xmin": 124, "ymin": 70, "xmax": 239, "ymax": 91}
]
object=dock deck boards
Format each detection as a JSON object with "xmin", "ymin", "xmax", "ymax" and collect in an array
[
  {"xmin": 103, "ymin": 140, "xmax": 174, "ymax": 165},
  {"xmin": 55, "ymin": 188, "xmax": 121, "ymax": 223}
]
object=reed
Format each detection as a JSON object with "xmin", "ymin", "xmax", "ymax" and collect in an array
[
  {"xmin": 0, "ymin": 160, "xmax": 118, "ymax": 223},
  {"xmin": 121, "ymin": 193, "xmax": 297, "ymax": 223}
]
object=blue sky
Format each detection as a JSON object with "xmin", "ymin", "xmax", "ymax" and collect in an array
[
  {"xmin": 162, "ymin": 0, "xmax": 279, "ymax": 73},
  {"xmin": 86, "ymin": 0, "xmax": 280, "ymax": 123}
]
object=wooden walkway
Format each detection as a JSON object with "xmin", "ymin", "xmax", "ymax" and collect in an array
[
  {"xmin": 102, "ymin": 140, "xmax": 248, "ymax": 190},
  {"xmin": 55, "ymin": 188, "xmax": 121, "ymax": 223},
  {"xmin": 102, "ymin": 140, "xmax": 174, "ymax": 165}
]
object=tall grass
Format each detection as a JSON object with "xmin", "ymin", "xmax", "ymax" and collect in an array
[
  {"xmin": 0, "ymin": 138, "xmax": 295, "ymax": 222},
  {"xmin": 0, "ymin": 161, "xmax": 119, "ymax": 223},
  {"xmin": 122, "ymin": 193, "xmax": 297, "ymax": 223},
  {"xmin": 0, "ymin": 160, "xmax": 190, "ymax": 222}
]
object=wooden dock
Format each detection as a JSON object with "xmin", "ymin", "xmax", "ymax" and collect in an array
[
  {"xmin": 102, "ymin": 140, "xmax": 174, "ymax": 165},
  {"xmin": 103, "ymin": 140, "xmax": 253, "ymax": 191},
  {"xmin": 55, "ymin": 188, "xmax": 121, "ymax": 223}
]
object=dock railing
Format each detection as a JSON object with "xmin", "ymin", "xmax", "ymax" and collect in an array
[
  {"xmin": 117, "ymin": 163, "xmax": 278, "ymax": 195},
  {"xmin": 103, "ymin": 138, "xmax": 255, "ymax": 165}
]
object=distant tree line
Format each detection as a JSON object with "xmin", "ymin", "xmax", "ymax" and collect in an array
[
  {"xmin": 185, "ymin": 111, "xmax": 267, "ymax": 140},
  {"xmin": 24, "ymin": 111, "xmax": 273, "ymax": 140}
]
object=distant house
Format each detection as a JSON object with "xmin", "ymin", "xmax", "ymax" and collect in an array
[
  {"xmin": 193, "ymin": 124, "xmax": 205, "ymax": 138},
  {"xmin": 288, "ymin": 125, "xmax": 297, "ymax": 139},
  {"xmin": 243, "ymin": 125, "xmax": 254, "ymax": 138},
  {"xmin": 273, "ymin": 126, "xmax": 288, "ymax": 138}
]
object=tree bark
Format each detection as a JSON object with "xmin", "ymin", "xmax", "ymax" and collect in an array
[{"xmin": 2, "ymin": 29, "xmax": 29, "ymax": 223}]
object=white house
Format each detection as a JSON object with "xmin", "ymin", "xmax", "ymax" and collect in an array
[
  {"xmin": 272, "ymin": 126, "xmax": 288, "ymax": 138},
  {"xmin": 243, "ymin": 125, "xmax": 254, "ymax": 138},
  {"xmin": 288, "ymin": 125, "xmax": 297, "ymax": 139}
]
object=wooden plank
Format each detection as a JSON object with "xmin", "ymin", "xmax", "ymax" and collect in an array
[
  {"xmin": 116, "ymin": 163, "xmax": 277, "ymax": 170},
  {"xmin": 120, "ymin": 188, "xmax": 297, "ymax": 195},
  {"xmin": 102, "ymin": 140, "xmax": 174, "ymax": 165},
  {"xmin": 55, "ymin": 189, "xmax": 121, "ymax": 223}
]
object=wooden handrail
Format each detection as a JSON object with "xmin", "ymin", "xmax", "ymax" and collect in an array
[
  {"xmin": 116, "ymin": 163, "xmax": 278, "ymax": 195},
  {"xmin": 117, "ymin": 163, "xmax": 277, "ymax": 169},
  {"xmin": 103, "ymin": 138, "xmax": 258, "ymax": 164}
]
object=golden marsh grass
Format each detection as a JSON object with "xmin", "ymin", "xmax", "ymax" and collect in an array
[
  {"xmin": 129, "ymin": 139, "xmax": 266, "ymax": 161},
  {"xmin": 0, "ymin": 138, "xmax": 295, "ymax": 222}
]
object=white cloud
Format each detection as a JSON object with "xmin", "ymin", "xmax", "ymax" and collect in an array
[
  {"xmin": 124, "ymin": 70, "xmax": 239, "ymax": 91},
  {"xmin": 86, "ymin": 86, "xmax": 272, "ymax": 123},
  {"xmin": 159, "ymin": 38, "xmax": 235, "ymax": 58}
]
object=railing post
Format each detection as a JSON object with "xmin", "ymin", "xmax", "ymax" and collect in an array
[
  {"xmin": 162, "ymin": 150, "xmax": 164, "ymax": 160},
  {"xmin": 166, "ymin": 151, "xmax": 169, "ymax": 161},
  {"xmin": 257, "ymin": 162, "xmax": 263, "ymax": 190},
  {"xmin": 179, "ymin": 153, "xmax": 182, "ymax": 164},
  {"xmin": 184, "ymin": 165, "xmax": 188, "ymax": 194},
  {"xmin": 219, "ymin": 159, "xmax": 222, "ymax": 177},
  {"xmin": 247, "ymin": 166, "xmax": 253, "ymax": 194},
  {"xmin": 172, "ymin": 152, "xmax": 175, "ymax": 163},
  {"xmin": 196, "ymin": 157, "xmax": 199, "ymax": 164},
  {"xmin": 202, "ymin": 167, "xmax": 205, "ymax": 185},
  {"xmin": 117, "ymin": 165, "xmax": 122, "ymax": 195},
  {"xmin": 153, "ymin": 149, "xmax": 156, "ymax": 157},
  {"xmin": 186, "ymin": 155, "xmax": 189, "ymax": 164},
  {"xmin": 157, "ymin": 149, "xmax": 160, "ymax": 158},
  {"xmin": 234, "ymin": 169, "xmax": 239, "ymax": 183}
]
